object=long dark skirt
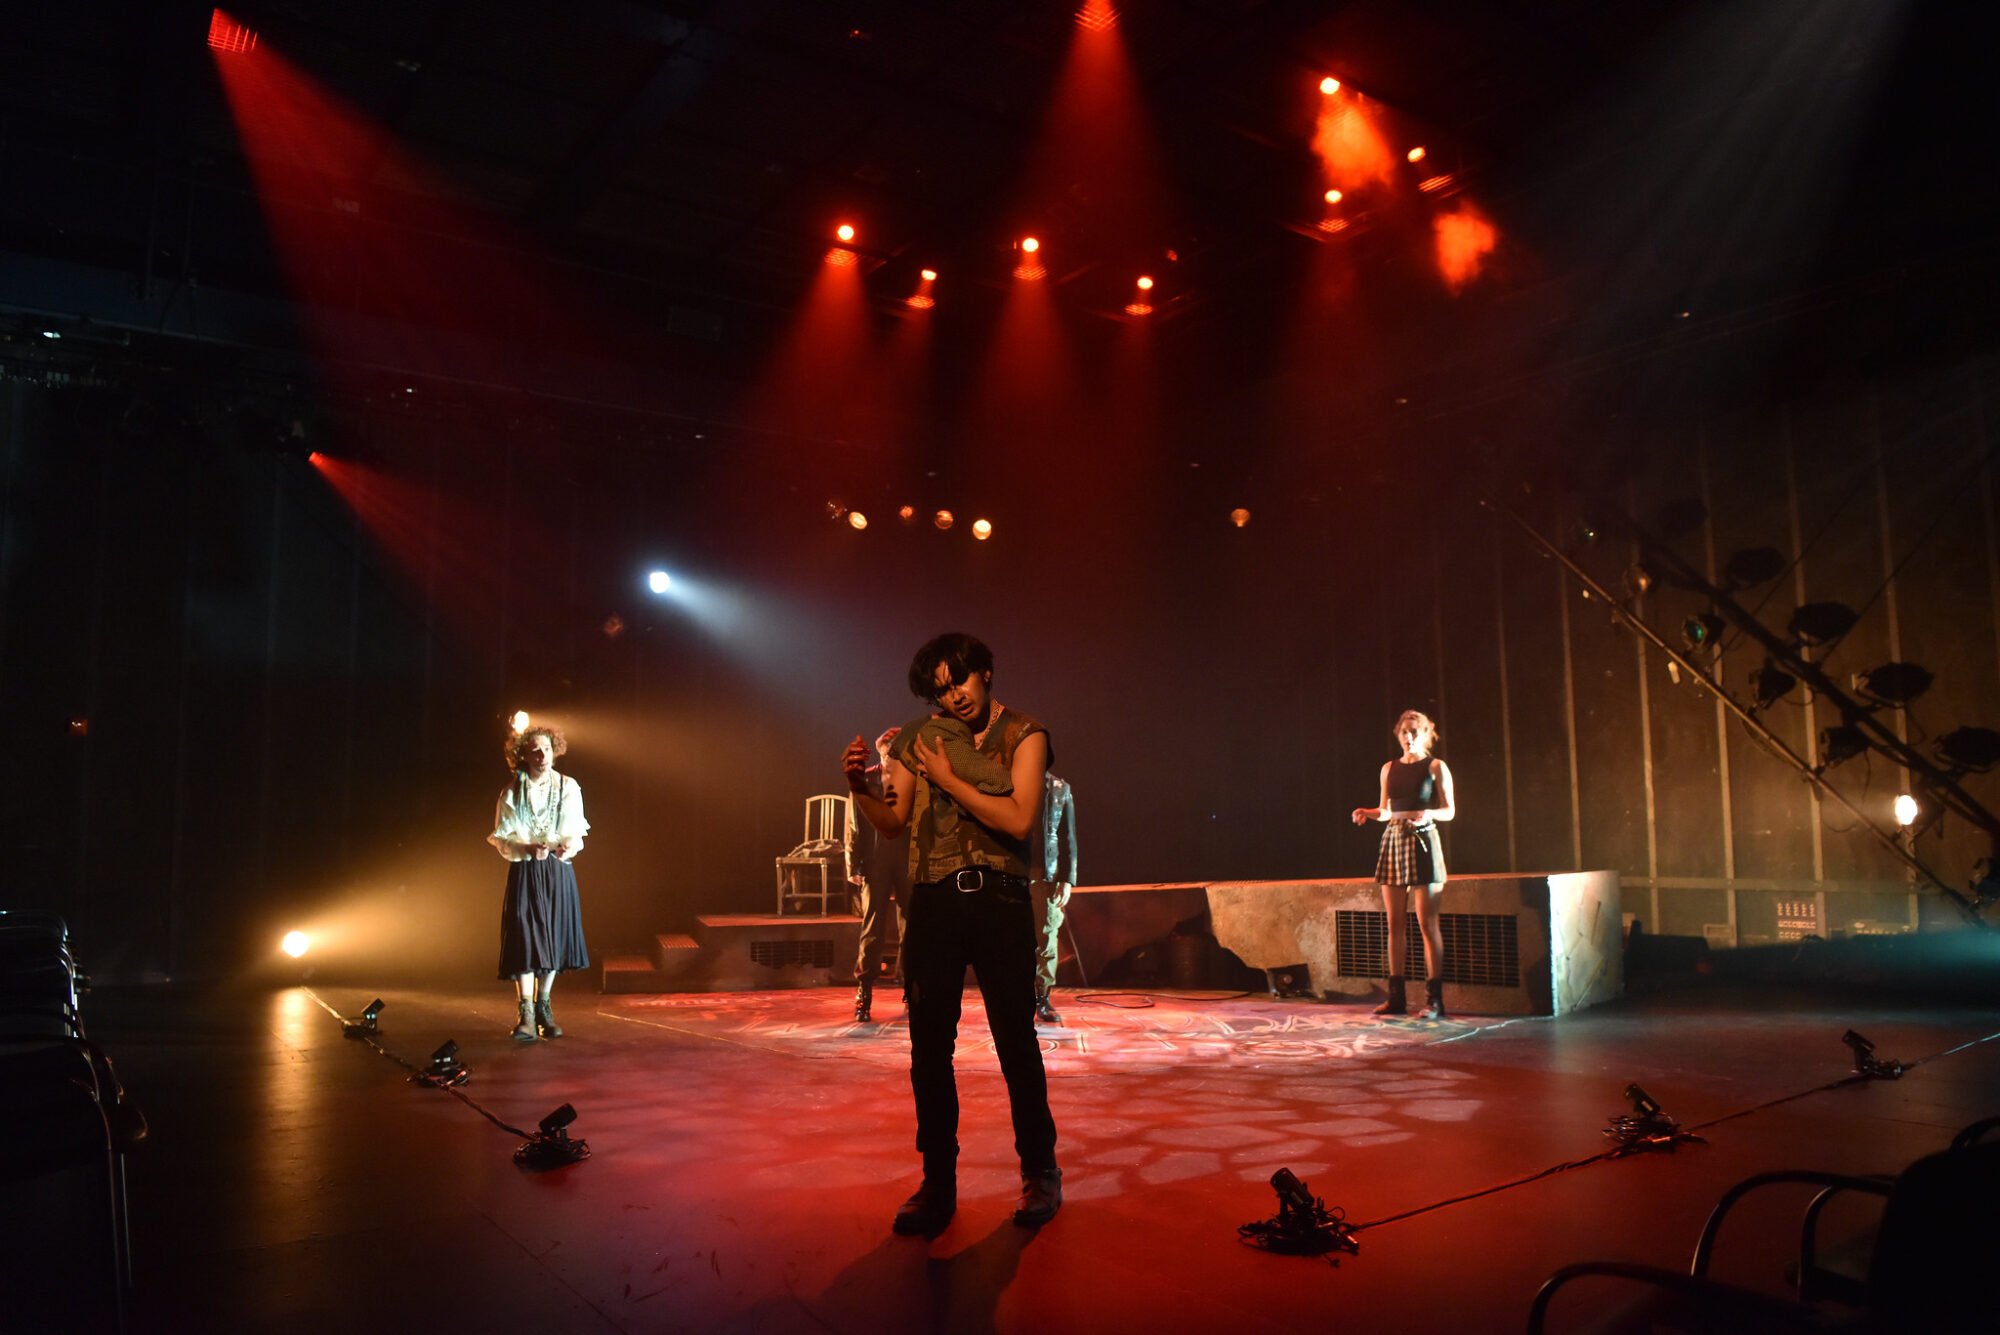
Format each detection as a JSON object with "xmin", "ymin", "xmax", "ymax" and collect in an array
[{"xmin": 497, "ymin": 857, "xmax": 590, "ymax": 978}]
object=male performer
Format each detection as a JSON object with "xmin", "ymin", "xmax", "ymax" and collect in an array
[
  {"xmin": 852, "ymin": 726, "xmax": 909, "ymax": 1023},
  {"xmin": 842, "ymin": 632, "xmax": 1062, "ymax": 1235},
  {"xmin": 1031, "ymin": 772, "xmax": 1079, "ymax": 1025}
]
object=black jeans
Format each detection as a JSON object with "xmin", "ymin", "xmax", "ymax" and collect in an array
[{"xmin": 902, "ymin": 874, "xmax": 1058, "ymax": 1177}]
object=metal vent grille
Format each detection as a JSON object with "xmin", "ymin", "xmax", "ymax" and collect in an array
[
  {"xmin": 1335, "ymin": 910, "xmax": 1520, "ymax": 987},
  {"xmin": 750, "ymin": 939, "xmax": 834, "ymax": 969}
]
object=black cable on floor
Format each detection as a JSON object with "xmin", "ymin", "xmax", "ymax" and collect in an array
[
  {"xmin": 304, "ymin": 988, "xmax": 534, "ymax": 1138},
  {"xmin": 1349, "ymin": 1023, "xmax": 2000, "ymax": 1234}
]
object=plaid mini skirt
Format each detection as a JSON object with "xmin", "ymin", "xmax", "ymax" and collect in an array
[{"xmin": 1375, "ymin": 820, "xmax": 1445, "ymax": 887}]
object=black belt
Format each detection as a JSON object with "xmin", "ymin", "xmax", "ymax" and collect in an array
[{"xmin": 921, "ymin": 867, "xmax": 1030, "ymax": 894}]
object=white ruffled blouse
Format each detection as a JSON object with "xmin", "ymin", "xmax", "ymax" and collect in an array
[{"xmin": 488, "ymin": 772, "xmax": 590, "ymax": 863}]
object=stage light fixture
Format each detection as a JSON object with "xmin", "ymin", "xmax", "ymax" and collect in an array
[
  {"xmin": 1320, "ymin": 76, "xmax": 1340, "ymax": 95},
  {"xmin": 921, "ymin": 268, "xmax": 938, "ymax": 282},
  {"xmin": 1136, "ymin": 275, "xmax": 1154, "ymax": 290},
  {"xmin": 848, "ymin": 510, "xmax": 868, "ymax": 530},
  {"xmin": 1230, "ymin": 508, "xmax": 1251, "ymax": 528},
  {"xmin": 416, "ymin": 1039, "xmax": 469, "ymax": 1088},
  {"xmin": 1841, "ymin": 1029, "xmax": 1903, "ymax": 1079},
  {"xmin": 510, "ymin": 710, "xmax": 530, "ymax": 733},
  {"xmin": 933, "ymin": 510, "xmax": 954, "ymax": 531},
  {"xmin": 1324, "ymin": 189, "xmax": 1343, "ymax": 204},
  {"xmin": 1936, "ymin": 726, "xmax": 2000, "ymax": 773},
  {"xmin": 1406, "ymin": 146, "xmax": 1426, "ymax": 163},
  {"xmin": 971, "ymin": 519, "xmax": 992, "ymax": 540},
  {"xmin": 1893, "ymin": 794, "xmax": 1919, "ymax": 826},
  {"xmin": 1680, "ymin": 612, "xmax": 1724, "ymax": 652},
  {"xmin": 898, "ymin": 505, "xmax": 916, "ymax": 523},
  {"xmin": 1788, "ymin": 601, "xmax": 1858, "ymax": 646},
  {"xmin": 281, "ymin": 931, "xmax": 309, "ymax": 958},
  {"xmin": 40, "ymin": 329, "xmax": 61, "ymax": 340},
  {"xmin": 1020, "ymin": 237, "xmax": 1040, "ymax": 253},
  {"xmin": 516, "ymin": 1102, "xmax": 591, "ymax": 1169},
  {"xmin": 1749, "ymin": 659, "xmax": 1796, "ymax": 708},
  {"xmin": 1621, "ymin": 565, "xmax": 1654, "ymax": 599},
  {"xmin": 1854, "ymin": 662, "xmax": 1933, "ymax": 706},
  {"xmin": 342, "ymin": 998, "xmax": 386, "ymax": 1038},
  {"xmin": 836, "ymin": 223, "xmax": 855, "ymax": 243},
  {"xmin": 208, "ymin": 9, "xmax": 258, "ymax": 53},
  {"xmin": 1238, "ymin": 1167, "xmax": 1359, "ymax": 1259},
  {"xmin": 1818, "ymin": 725, "xmax": 1869, "ymax": 770},
  {"xmin": 647, "ymin": 570, "xmax": 672, "ymax": 594},
  {"xmin": 1603, "ymin": 1082, "xmax": 1701, "ymax": 1151},
  {"xmin": 1721, "ymin": 546, "xmax": 1786, "ymax": 590}
]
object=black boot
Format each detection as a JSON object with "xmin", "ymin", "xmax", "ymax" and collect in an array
[
  {"xmin": 1422, "ymin": 977, "xmax": 1447, "ymax": 1020},
  {"xmin": 534, "ymin": 998, "xmax": 563, "ymax": 1039},
  {"xmin": 891, "ymin": 1176, "xmax": 956, "ymax": 1236},
  {"xmin": 854, "ymin": 979, "xmax": 874, "ymax": 1023},
  {"xmin": 1373, "ymin": 977, "xmax": 1407, "ymax": 1016},
  {"xmin": 1035, "ymin": 989, "xmax": 1062, "ymax": 1026}
]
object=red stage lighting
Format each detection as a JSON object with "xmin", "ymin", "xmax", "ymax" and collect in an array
[
  {"xmin": 933, "ymin": 510, "xmax": 955, "ymax": 531},
  {"xmin": 1319, "ymin": 77, "xmax": 1341, "ymax": 95},
  {"xmin": 1124, "ymin": 302, "xmax": 1152, "ymax": 316},
  {"xmin": 1406, "ymin": 146, "xmax": 1427, "ymax": 163},
  {"xmin": 208, "ymin": 9, "xmax": 257, "ymax": 53},
  {"xmin": 1020, "ymin": 237, "xmax": 1040, "ymax": 253},
  {"xmin": 1418, "ymin": 174, "xmax": 1458, "ymax": 194},
  {"xmin": 824, "ymin": 247, "xmax": 860, "ymax": 267},
  {"xmin": 848, "ymin": 511, "xmax": 869, "ymax": 530},
  {"xmin": 1136, "ymin": 275, "xmax": 1154, "ymax": 291},
  {"xmin": 906, "ymin": 294, "xmax": 935, "ymax": 309},
  {"xmin": 921, "ymin": 268, "xmax": 938, "ymax": 282},
  {"xmin": 971, "ymin": 519, "xmax": 993, "ymax": 540},
  {"xmin": 1324, "ymin": 189, "xmax": 1343, "ymax": 204},
  {"xmin": 1230, "ymin": 508, "xmax": 1251, "ymax": 528},
  {"xmin": 1076, "ymin": 2, "xmax": 1118, "ymax": 32},
  {"xmin": 836, "ymin": 223, "xmax": 856, "ymax": 243},
  {"xmin": 898, "ymin": 505, "xmax": 916, "ymax": 523}
]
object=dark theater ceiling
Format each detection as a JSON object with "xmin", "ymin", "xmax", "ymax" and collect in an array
[{"xmin": 0, "ymin": 0, "xmax": 1994, "ymax": 421}]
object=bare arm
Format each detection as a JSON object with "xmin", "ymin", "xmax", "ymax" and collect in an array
[
  {"xmin": 917, "ymin": 730, "xmax": 1049, "ymax": 842},
  {"xmin": 845, "ymin": 734, "xmax": 915, "ymax": 837},
  {"xmin": 1351, "ymin": 762, "xmax": 1394, "ymax": 826},
  {"xmin": 1428, "ymin": 759, "xmax": 1456, "ymax": 822}
]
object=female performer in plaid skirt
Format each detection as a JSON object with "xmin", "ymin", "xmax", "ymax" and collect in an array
[{"xmin": 1351, "ymin": 711, "xmax": 1457, "ymax": 1018}]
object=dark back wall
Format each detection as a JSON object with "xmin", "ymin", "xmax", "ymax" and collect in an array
[{"xmin": 5, "ymin": 342, "xmax": 1997, "ymax": 984}]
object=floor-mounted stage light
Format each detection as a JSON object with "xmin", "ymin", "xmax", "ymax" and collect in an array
[
  {"xmin": 414, "ymin": 1039, "xmax": 470, "ymax": 1088},
  {"xmin": 342, "ymin": 998, "xmax": 386, "ymax": 1038},
  {"xmin": 1853, "ymin": 662, "xmax": 1933, "ymax": 707},
  {"xmin": 515, "ymin": 1103, "xmax": 590, "ymax": 1169},
  {"xmin": 1937, "ymin": 726, "xmax": 2000, "ymax": 773},
  {"xmin": 1236, "ymin": 1167, "xmax": 1359, "ymax": 1259},
  {"xmin": 1841, "ymin": 1029, "xmax": 1903, "ymax": 1080},
  {"xmin": 1604, "ymin": 1083, "xmax": 1702, "ymax": 1152},
  {"xmin": 1788, "ymin": 601, "xmax": 1858, "ymax": 646}
]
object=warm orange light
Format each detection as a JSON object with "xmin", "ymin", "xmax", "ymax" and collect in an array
[
  {"xmin": 836, "ymin": 223, "xmax": 856, "ymax": 243},
  {"xmin": 905, "ymin": 294, "xmax": 935, "ymax": 309},
  {"xmin": 1319, "ymin": 77, "xmax": 1340, "ymax": 95},
  {"xmin": 1076, "ymin": 0, "xmax": 1118, "ymax": 30},
  {"xmin": 1324, "ymin": 189, "xmax": 1343, "ymax": 204},
  {"xmin": 848, "ymin": 510, "xmax": 869, "ymax": 530},
  {"xmin": 1418, "ymin": 174, "xmax": 1457, "ymax": 194},
  {"xmin": 1434, "ymin": 203, "xmax": 1498, "ymax": 293},
  {"xmin": 1136, "ymin": 275, "xmax": 1154, "ymax": 291},
  {"xmin": 1230, "ymin": 508, "xmax": 1251, "ymax": 528},
  {"xmin": 1317, "ymin": 218, "xmax": 1350, "ymax": 234},
  {"xmin": 1020, "ymin": 236, "xmax": 1040, "ymax": 253},
  {"xmin": 920, "ymin": 268, "xmax": 938, "ymax": 282},
  {"xmin": 971, "ymin": 519, "xmax": 993, "ymax": 540},
  {"xmin": 1124, "ymin": 302, "xmax": 1153, "ymax": 317},
  {"xmin": 934, "ymin": 509, "xmax": 954, "ymax": 531},
  {"xmin": 898, "ymin": 505, "xmax": 916, "ymax": 522},
  {"xmin": 823, "ymin": 246, "xmax": 860, "ymax": 266},
  {"xmin": 281, "ymin": 930, "xmax": 309, "ymax": 958},
  {"xmin": 1406, "ymin": 146, "xmax": 1427, "ymax": 163}
]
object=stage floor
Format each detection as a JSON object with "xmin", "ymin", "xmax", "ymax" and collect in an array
[{"xmin": 84, "ymin": 976, "xmax": 2000, "ymax": 1334}]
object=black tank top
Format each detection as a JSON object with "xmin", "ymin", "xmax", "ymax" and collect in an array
[{"xmin": 1386, "ymin": 758, "xmax": 1437, "ymax": 813}]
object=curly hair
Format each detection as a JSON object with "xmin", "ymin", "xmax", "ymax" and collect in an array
[
  {"xmin": 907, "ymin": 632, "xmax": 993, "ymax": 700},
  {"xmin": 505, "ymin": 724, "xmax": 568, "ymax": 772}
]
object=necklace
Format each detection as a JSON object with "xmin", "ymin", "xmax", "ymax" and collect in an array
[{"xmin": 973, "ymin": 701, "xmax": 1004, "ymax": 749}]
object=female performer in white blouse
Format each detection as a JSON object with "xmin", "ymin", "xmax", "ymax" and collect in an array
[{"xmin": 489, "ymin": 725, "xmax": 590, "ymax": 1042}]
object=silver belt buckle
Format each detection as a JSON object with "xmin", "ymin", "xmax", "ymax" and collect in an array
[{"xmin": 952, "ymin": 867, "xmax": 984, "ymax": 893}]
